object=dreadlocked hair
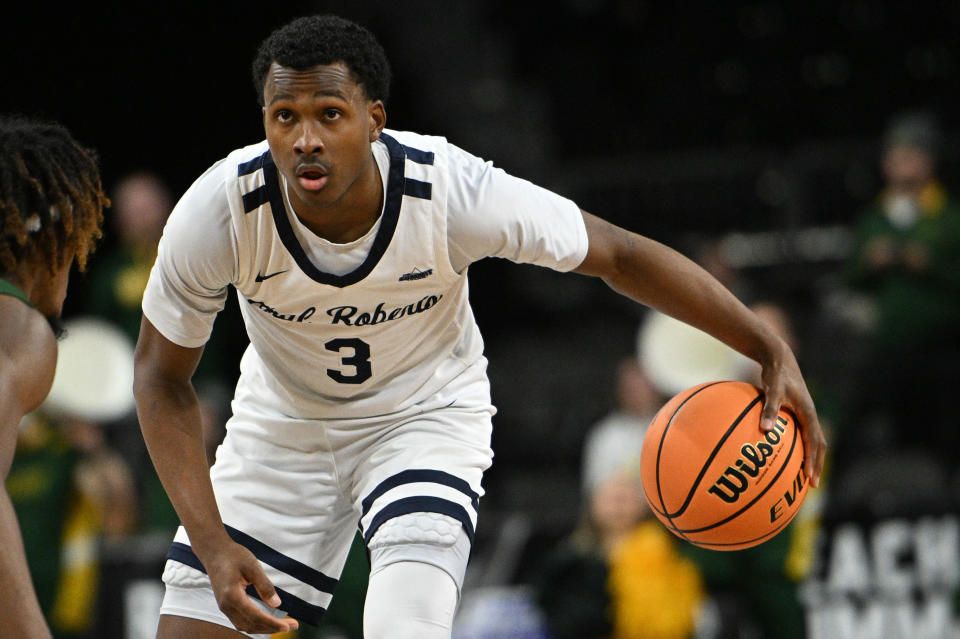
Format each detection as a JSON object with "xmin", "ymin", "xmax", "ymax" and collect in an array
[{"xmin": 0, "ymin": 115, "xmax": 108, "ymax": 277}]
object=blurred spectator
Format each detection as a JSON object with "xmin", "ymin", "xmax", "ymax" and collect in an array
[
  {"xmin": 8, "ymin": 411, "xmax": 138, "ymax": 638},
  {"xmin": 534, "ymin": 469, "xmax": 704, "ymax": 639},
  {"xmin": 83, "ymin": 170, "xmax": 244, "ymax": 388},
  {"xmin": 84, "ymin": 171, "xmax": 171, "ymax": 343},
  {"xmin": 844, "ymin": 111, "xmax": 960, "ymax": 465},
  {"xmin": 540, "ymin": 350, "xmax": 702, "ymax": 639},
  {"xmin": 581, "ymin": 357, "xmax": 666, "ymax": 496},
  {"xmin": 60, "ymin": 416, "xmax": 138, "ymax": 540}
]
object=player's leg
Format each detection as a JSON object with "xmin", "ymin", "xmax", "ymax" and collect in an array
[
  {"xmin": 360, "ymin": 508, "xmax": 473, "ymax": 638},
  {"xmin": 362, "ymin": 510, "xmax": 471, "ymax": 639},
  {"xmin": 363, "ymin": 560, "xmax": 459, "ymax": 639},
  {"xmin": 348, "ymin": 365, "xmax": 494, "ymax": 637}
]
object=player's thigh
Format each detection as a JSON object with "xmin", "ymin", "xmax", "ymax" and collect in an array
[{"xmin": 157, "ymin": 614, "xmax": 248, "ymax": 639}]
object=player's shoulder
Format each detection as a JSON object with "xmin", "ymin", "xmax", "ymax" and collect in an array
[
  {"xmin": 383, "ymin": 129, "xmax": 492, "ymax": 186},
  {"xmin": 0, "ymin": 297, "xmax": 57, "ymax": 408},
  {"xmin": 383, "ymin": 128, "xmax": 446, "ymax": 150},
  {"xmin": 0, "ymin": 296, "xmax": 47, "ymax": 343}
]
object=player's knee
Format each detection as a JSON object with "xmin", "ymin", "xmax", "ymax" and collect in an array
[
  {"xmin": 367, "ymin": 511, "xmax": 472, "ymax": 596},
  {"xmin": 363, "ymin": 561, "xmax": 458, "ymax": 639},
  {"xmin": 365, "ymin": 514, "xmax": 465, "ymax": 639},
  {"xmin": 368, "ymin": 511, "xmax": 462, "ymax": 550}
]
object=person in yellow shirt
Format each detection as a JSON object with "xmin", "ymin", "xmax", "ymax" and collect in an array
[{"xmin": 536, "ymin": 469, "xmax": 704, "ymax": 639}]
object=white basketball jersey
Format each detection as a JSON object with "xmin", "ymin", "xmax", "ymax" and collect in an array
[{"xmin": 143, "ymin": 129, "xmax": 587, "ymax": 420}]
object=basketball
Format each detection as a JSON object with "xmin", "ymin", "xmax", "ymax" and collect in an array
[{"xmin": 640, "ymin": 380, "xmax": 808, "ymax": 550}]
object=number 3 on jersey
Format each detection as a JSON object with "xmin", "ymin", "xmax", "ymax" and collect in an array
[{"xmin": 325, "ymin": 338, "xmax": 372, "ymax": 384}]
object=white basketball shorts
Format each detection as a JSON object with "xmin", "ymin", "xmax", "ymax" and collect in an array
[{"xmin": 159, "ymin": 358, "xmax": 495, "ymax": 631}]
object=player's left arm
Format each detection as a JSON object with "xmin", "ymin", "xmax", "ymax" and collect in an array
[
  {"xmin": 0, "ymin": 306, "xmax": 58, "ymax": 639},
  {"xmin": 573, "ymin": 210, "xmax": 827, "ymax": 486}
]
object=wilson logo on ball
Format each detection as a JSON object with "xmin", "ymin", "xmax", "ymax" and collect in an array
[{"xmin": 708, "ymin": 416, "xmax": 788, "ymax": 504}]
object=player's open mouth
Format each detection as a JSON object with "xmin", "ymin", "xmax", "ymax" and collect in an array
[{"xmin": 296, "ymin": 165, "xmax": 329, "ymax": 191}]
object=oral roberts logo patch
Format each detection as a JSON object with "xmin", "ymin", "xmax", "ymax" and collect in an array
[{"xmin": 398, "ymin": 268, "xmax": 433, "ymax": 281}]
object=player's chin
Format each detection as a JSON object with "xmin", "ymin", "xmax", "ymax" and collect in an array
[{"xmin": 293, "ymin": 181, "xmax": 339, "ymax": 206}]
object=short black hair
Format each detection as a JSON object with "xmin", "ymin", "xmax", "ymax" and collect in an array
[
  {"xmin": 251, "ymin": 15, "xmax": 391, "ymax": 106},
  {"xmin": 0, "ymin": 115, "xmax": 107, "ymax": 276}
]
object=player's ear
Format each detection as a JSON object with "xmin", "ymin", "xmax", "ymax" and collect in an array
[{"xmin": 368, "ymin": 100, "xmax": 386, "ymax": 142}]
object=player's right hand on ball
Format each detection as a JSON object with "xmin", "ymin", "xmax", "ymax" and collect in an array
[{"xmin": 205, "ymin": 541, "xmax": 299, "ymax": 634}]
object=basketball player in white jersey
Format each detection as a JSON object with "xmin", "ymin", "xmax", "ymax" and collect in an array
[{"xmin": 133, "ymin": 15, "xmax": 827, "ymax": 639}]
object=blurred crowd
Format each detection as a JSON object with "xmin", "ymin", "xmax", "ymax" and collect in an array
[{"xmin": 9, "ymin": 107, "xmax": 959, "ymax": 638}]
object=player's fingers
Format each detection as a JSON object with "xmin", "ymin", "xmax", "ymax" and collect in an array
[
  {"xmin": 248, "ymin": 565, "xmax": 281, "ymax": 609},
  {"xmin": 213, "ymin": 553, "xmax": 299, "ymax": 634},
  {"xmin": 758, "ymin": 384, "xmax": 783, "ymax": 432},
  {"xmin": 245, "ymin": 564, "xmax": 299, "ymax": 631},
  {"xmin": 220, "ymin": 585, "xmax": 299, "ymax": 634}
]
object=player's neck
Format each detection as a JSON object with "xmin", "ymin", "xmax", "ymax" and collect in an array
[
  {"xmin": 2, "ymin": 268, "xmax": 37, "ymax": 303},
  {"xmin": 287, "ymin": 155, "xmax": 384, "ymax": 244},
  {"xmin": 2, "ymin": 262, "xmax": 66, "ymax": 319}
]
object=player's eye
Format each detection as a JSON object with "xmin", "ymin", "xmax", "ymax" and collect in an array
[
  {"xmin": 275, "ymin": 109, "xmax": 294, "ymax": 123},
  {"xmin": 323, "ymin": 109, "xmax": 342, "ymax": 121}
]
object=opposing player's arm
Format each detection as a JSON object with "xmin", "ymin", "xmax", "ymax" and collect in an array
[
  {"xmin": 0, "ymin": 304, "xmax": 57, "ymax": 639},
  {"xmin": 573, "ymin": 211, "xmax": 827, "ymax": 486},
  {"xmin": 133, "ymin": 318, "xmax": 297, "ymax": 634}
]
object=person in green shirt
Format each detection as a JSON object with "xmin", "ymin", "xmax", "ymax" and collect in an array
[
  {"xmin": 845, "ymin": 111, "xmax": 960, "ymax": 466},
  {"xmin": 0, "ymin": 114, "xmax": 108, "ymax": 639}
]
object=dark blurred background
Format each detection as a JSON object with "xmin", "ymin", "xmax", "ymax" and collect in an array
[{"xmin": 3, "ymin": 2, "xmax": 959, "ymax": 638}]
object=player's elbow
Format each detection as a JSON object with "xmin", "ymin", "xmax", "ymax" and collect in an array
[{"xmin": 133, "ymin": 318, "xmax": 203, "ymax": 402}]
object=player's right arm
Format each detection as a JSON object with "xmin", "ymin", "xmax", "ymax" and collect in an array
[
  {"xmin": 134, "ymin": 159, "xmax": 295, "ymax": 633},
  {"xmin": 133, "ymin": 317, "xmax": 298, "ymax": 634},
  {"xmin": 0, "ymin": 301, "xmax": 57, "ymax": 639}
]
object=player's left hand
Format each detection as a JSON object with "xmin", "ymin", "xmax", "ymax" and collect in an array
[
  {"xmin": 203, "ymin": 540, "xmax": 300, "ymax": 635},
  {"xmin": 756, "ymin": 339, "xmax": 827, "ymax": 489}
]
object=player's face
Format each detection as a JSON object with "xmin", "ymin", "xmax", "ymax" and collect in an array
[{"xmin": 262, "ymin": 62, "xmax": 385, "ymax": 218}]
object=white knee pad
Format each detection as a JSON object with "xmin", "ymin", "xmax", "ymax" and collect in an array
[
  {"xmin": 368, "ymin": 511, "xmax": 462, "ymax": 549},
  {"xmin": 364, "ymin": 561, "xmax": 459, "ymax": 639},
  {"xmin": 367, "ymin": 512, "xmax": 472, "ymax": 592}
]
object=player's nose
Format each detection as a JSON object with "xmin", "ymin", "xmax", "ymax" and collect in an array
[{"xmin": 294, "ymin": 121, "xmax": 325, "ymax": 155}]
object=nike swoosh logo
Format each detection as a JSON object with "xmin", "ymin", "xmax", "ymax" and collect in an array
[{"xmin": 255, "ymin": 270, "xmax": 288, "ymax": 283}]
